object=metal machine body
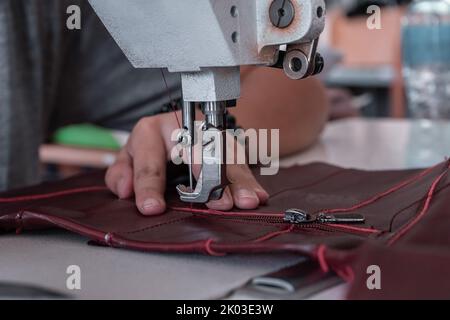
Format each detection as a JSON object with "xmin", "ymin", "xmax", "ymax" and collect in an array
[{"xmin": 88, "ymin": 0, "xmax": 326, "ymax": 203}]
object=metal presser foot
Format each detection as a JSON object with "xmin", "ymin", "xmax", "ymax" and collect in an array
[{"xmin": 176, "ymin": 101, "xmax": 230, "ymax": 204}]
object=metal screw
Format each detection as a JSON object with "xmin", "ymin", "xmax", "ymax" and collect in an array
[
  {"xmin": 269, "ymin": 0, "xmax": 295, "ymax": 29},
  {"xmin": 313, "ymin": 53, "xmax": 324, "ymax": 75}
]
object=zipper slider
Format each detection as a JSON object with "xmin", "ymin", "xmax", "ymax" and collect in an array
[
  {"xmin": 284, "ymin": 209, "xmax": 365, "ymax": 225},
  {"xmin": 284, "ymin": 209, "xmax": 315, "ymax": 224}
]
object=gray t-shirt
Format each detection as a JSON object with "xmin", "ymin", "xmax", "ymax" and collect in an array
[{"xmin": 0, "ymin": 0, "xmax": 181, "ymax": 190}]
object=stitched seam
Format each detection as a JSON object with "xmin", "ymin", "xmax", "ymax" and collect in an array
[
  {"xmin": 121, "ymin": 216, "xmax": 192, "ymax": 234},
  {"xmin": 291, "ymin": 228, "xmax": 331, "ymax": 236},
  {"xmin": 0, "ymin": 186, "xmax": 109, "ymax": 203},
  {"xmin": 221, "ymin": 227, "xmax": 286, "ymax": 244},
  {"xmin": 225, "ymin": 224, "xmax": 339, "ymax": 245},
  {"xmin": 268, "ymin": 168, "xmax": 347, "ymax": 199},
  {"xmin": 192, "ymin": 214, "xmax": 284, "ymax": 227},
  {"xmin": 388, "ymin": 164, "xmax": 450, "ymax": 245},
  {"xmin": 312, "ymin": 162, "xmax": 443, "ymax": 215},
  {"xmin": 122, "ymin": 213, "xmax": 288, "ymax": 236},
  {"xmin": 303, "ymin": 224, "xmax": 374, "ymax": 236},
  {"xmin": 3, "ymin": 164, "xmax": 443, "ymax": 242},
  {"xmin": 324, "ymin": 224, "xmax": 380, "ymax": 234},
  {"xmin": 387, "ymin": 182, "xmax": 450, "ymax": 233},
  {"xmin": 253, "ymin": 225, "xmax": 295, "ymax": 243},
  {"xmin": 207, "ymin": 218, "xmax": 284, "ymax": 228},
  {"xmin": 121, "ymin": 215, "xmax": 330, "ymax": 243}
]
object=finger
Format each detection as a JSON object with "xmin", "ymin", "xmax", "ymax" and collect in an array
[
  {"xmin": 228, "ymin": 164, "xmax": 269, "ymax": 209},
  {"xmin": 105, "ymin": 148, "xmax": 134, "ymax": 199},
  {"xmin": 206, "ymin": 187, "xmax": 233, "ymax": 211},
  {"xmin": 229, "ymin": 165, "xmax": 269, "ymax": 203},
  {"xmin": 129, "ymin": 120, "xmax": 167, "ymax": 216}
]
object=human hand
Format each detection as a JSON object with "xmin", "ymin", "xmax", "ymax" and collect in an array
[{"xmin": 105, "ymin": 112, "xmax": 269, "ymax": 215}]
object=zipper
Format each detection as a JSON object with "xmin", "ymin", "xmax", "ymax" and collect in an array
[
  {"xmin": 193, "ymin": 208, "xmax": 365, "ymax": 225},
  {"xmin": 171, "ymin": 207, "xmax": 374, "ymax": 235},
  {"xmin": 178, "ymin": 207, "xmax": 373, "ymax": 236}
]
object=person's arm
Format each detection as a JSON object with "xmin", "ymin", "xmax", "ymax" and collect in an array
[{"xmin": 231, "ymin": 66, "xmax": 329, "ymax": 157}]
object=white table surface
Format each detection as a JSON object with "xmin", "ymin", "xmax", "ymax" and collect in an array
[{"xmin": 1, "ymin": 118, "xmax": 448, "ymax": 300}]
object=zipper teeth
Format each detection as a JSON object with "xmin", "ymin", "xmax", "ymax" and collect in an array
[
  {"xmin": 194, "ymin": 213, "xmax": 372, "ymax": 235},
  {"xmin": 195, "ymin": 214, "xmax": 284, "ymax": 224}
]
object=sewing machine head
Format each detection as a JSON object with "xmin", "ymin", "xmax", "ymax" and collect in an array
[{"xmin": 88, "ymin": 0, "xmax": 326, "ymax": 203}]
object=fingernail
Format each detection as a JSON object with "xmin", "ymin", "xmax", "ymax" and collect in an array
[
  {"xmin": 142, "ymin": 199, "xmax": 164, "ymax": 215},
  {"xmin": 235, "ymin": 188, "xmax": 259, "ymax": 209},
  {"xmin": 236, "ymin": 189, "xmax": 258, "ymax": 200},
  {"xmin": 207, "ymin": 190, "xmax": 233, "ymax": 211},
  {"xmin": 256, "ymin": 189, "xmax": 270, "ymax": 201},
  {"xmin": 255, "ymin": 188, "xmax": 269, "ymax": 196}
]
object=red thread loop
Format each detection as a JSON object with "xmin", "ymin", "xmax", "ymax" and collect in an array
[
  {"xmin": 335, "ymin": 265, "xmax": 355, "ymax": 283},
  {"xmin": 316, "ymin": 244, "xmax": 329, "ymax": 273},
  {"xmin": 204, "ymin": 239, "xmax": 226, "ymax": 256},
  {"xmin": 316, "ymin": 244, "xmax": 355, "ymax": 282}
]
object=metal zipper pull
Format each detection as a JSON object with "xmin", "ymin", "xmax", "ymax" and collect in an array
[
  {"xmin": 284, "ymin": 209, "xmax": 365, "ymax": 225},
  {"xmin": 316, "ymin": 212, "xmax": 365, "ymax": 224}
]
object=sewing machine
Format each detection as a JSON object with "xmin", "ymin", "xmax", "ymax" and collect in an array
[{"xmin": 88, "ymin": 0, "xmax": 326, "ymax": 203}]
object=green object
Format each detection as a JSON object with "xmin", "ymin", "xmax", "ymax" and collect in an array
[{"xmin": 53, "ymin": 124, "xmax": 121, "ymax": 150}]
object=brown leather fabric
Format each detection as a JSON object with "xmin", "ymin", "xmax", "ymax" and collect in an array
[{"xmin": 1, "ymin": 161, "xmax": 449, "ymax": 299}]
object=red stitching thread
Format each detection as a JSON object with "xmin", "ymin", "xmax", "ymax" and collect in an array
[
  {"xmin": 252, "ymin": 225, "xmax": 294, "ymax": 243},
  {"xmin": 387, "ymin": 181, "xmax": 450, "ymax": 232},
  {"xmin": 326, "ymin": 223, "xmax": 380, "ymax": 234},
  {"xmin": 204, "ymin": 239, "xmax": 226, "ymax": 256},
  {"xmin": 388, "ymin": 163, "xmax": 450, "ymax": 245},
  {"xmin": 316, "ymin": 244, "xmax": 355, "ymax": 282},
  {"xmin": 336, "ymin": 266, "xmax": 355, "ymax": 283},
  {"xmin": 170, "ymin": 206, "xmax": 284, "ymax": 218},
  {"xmin": 0, "ymin": 186, "xmax": 109, "ymax": 203},
  {"xmin": 317, "ymin": 162, "xmax": 442, "ymax": 215},
  {"xmin": 268, "ymin": 168, "xmax": 347, "ymax": 199},
  {"xmin": 316, "ymin": 244, "xmax": 329, "ymax": 273}
]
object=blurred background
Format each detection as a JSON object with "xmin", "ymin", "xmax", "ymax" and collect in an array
[{"xmin": 321, "ymin": 0, "xmax": 409, "ymax": 120}]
